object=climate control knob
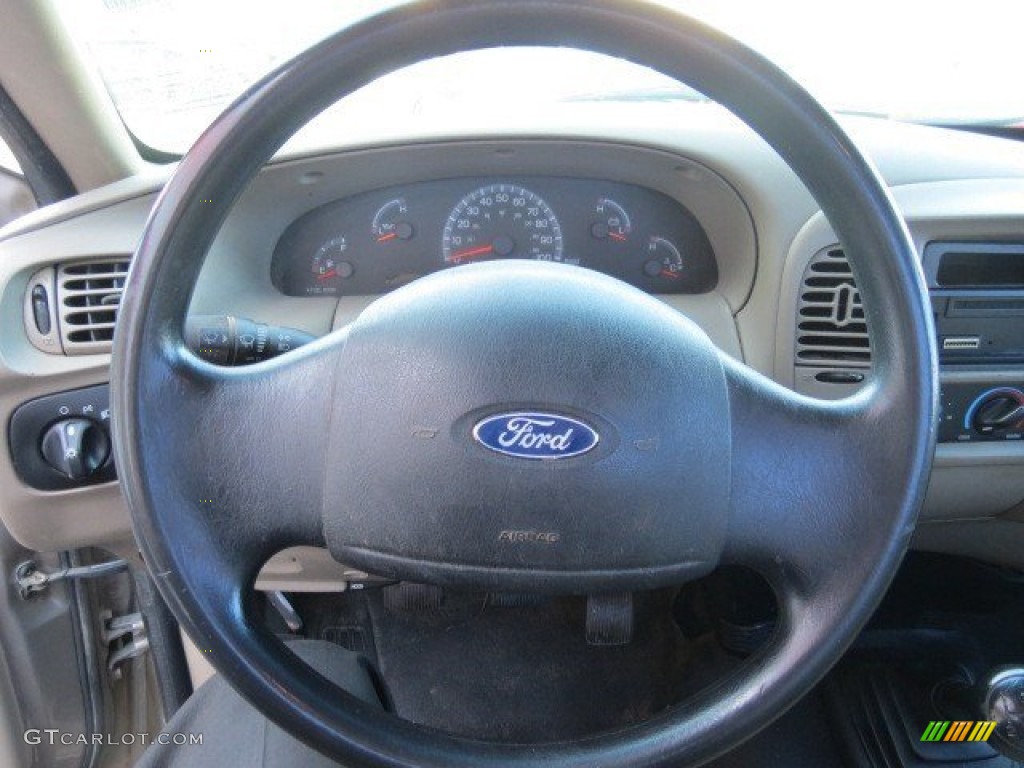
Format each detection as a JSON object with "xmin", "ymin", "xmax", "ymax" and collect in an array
[
  {"xmin": 971, "ymin": 390, "xmax": 1024, "ymax": 436},
  {"xmin": 40, "ymin": 418, "xmax": 111, "ymax": 479}
]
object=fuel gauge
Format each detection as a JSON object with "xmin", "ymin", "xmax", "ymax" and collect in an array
[
  {"xmin": 643, "ymin": 236, "xmax": 684, "ymax": 281},
  {"xmin": 590, "ymin": 198, "xmax": 631, "ymax": 243},
  {"xmin": 308, "ymin": 235, "xmax": 352, "ymax": 295},
  {"xmin": 372, "ymin": 198, "xmax": 414, "ymax": 243}
]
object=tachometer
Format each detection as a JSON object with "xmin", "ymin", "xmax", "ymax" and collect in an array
[{"xmin": 442, "ymin": 184, "xmax": 566, "ymax": 265}]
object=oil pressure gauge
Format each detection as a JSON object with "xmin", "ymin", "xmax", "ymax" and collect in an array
[{"xmin": 372, "ymin": 198, "xmax": 414, "ymax": 244}]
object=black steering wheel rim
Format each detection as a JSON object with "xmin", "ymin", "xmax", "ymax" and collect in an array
[{"xmin": 111, "ymin": 1, "xmax": 938, "ymax": 766}]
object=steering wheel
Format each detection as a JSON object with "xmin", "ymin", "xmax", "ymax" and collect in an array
[{"xmin": 110, "ymin": 1, "xmax": 937, "ymax": 766}]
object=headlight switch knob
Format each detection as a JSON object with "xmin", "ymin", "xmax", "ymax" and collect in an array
[{"xmin": 40, "ymin": 418, "xmax": 110, "ymax": 480}]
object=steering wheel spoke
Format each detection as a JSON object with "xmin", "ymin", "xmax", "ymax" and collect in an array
[
  {"xmin": 121, "ymin": 332, "xmax": 345, "ymax": 586},
  {"xmin": 720, "ymin": 354, "xmax": 919, "ymax": 600}
]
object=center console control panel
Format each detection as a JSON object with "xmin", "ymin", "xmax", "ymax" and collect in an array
[
  {"xmin": 926, "ymin": 242, "xmax": 1024, "ymax": 443},
  {"xmin": 940, "ymin": 382, "xmax": 1024, "ymax": 443}
]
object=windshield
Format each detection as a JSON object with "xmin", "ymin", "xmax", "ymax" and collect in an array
[{"xmin": 56, "ymin": 0, "xmax": 1024, "ymax": 154}]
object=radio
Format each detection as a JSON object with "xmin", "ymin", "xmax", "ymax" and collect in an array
[{"xmin": 926, "ymin": 241, "xmax": 1024, "ymax": 364}]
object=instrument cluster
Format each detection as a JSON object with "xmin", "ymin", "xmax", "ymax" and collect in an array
[{"xmin": 271, "ymin": 176, "xmax": 718, "ymax": 296}]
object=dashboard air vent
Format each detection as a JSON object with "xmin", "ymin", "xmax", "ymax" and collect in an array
[
  {"xmin": 796, "ymin": 247, "xmax": 871, "ymax": 367},
  {"xmin": 57, "ymin": 257, "xmax": 130, "ymax": 355}
]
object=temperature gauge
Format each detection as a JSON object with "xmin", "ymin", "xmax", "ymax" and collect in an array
[
  {"xmin": 590, "ymin": 198, "xmax": 631, "ymax": 242},
  {"xmin": 308, "ymin": 236, "xmax": 352, "ymax": 295},
  {"xmin": 372, "ymin": 198, "xmax": 414, "ymax": 243},
  {"xmin": 643, "ymin": 236, "xmax": 683, "ymax": 281}
]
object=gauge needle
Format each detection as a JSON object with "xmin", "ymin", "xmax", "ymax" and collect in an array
[
  {"xmin": 608, "ymin": 232, "xmax": 627, "ymax": 242},
  {"xmin": 376, "ymin": 233, "xmax": 397, "ymax": 243},
  {"xmin": 659, "ymin": 270, "xmax": 681, "ymax": 280},
  {"xmin": 449, "ymin": 243, "xmax": 495, "ymax": 263},
  {"xmin": 316, "ymin": 269, "xmax": 338, "ymax": 281}
]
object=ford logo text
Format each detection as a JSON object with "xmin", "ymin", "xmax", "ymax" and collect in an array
[{"xmin": 472, "ymin": 412, "xmax": 599, "ymax": 460}]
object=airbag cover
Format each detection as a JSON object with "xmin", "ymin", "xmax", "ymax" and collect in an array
[{"xmin": 322, "ymin": 261, "xmax": 730, "ymax": 590}]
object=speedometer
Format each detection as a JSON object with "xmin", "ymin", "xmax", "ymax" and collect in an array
[{"xmin": 442, "ymin": 184, "xmax": 566, "ymax": 265}]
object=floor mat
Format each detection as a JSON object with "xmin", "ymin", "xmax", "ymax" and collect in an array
[{"xmin": 365, "ymin": 588, "xmax": 688, "ymax": 741}]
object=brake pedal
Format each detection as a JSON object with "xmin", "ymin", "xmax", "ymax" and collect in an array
[
  {"xmin": 383, "ymin": 582, "xmax": 443, "ymax": 611},
  {"xmin": 486, "ymin": 592, "xmax": 548, "ymax": 608}
]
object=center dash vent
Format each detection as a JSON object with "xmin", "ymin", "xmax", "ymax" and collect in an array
[
  {"xmin": 796, "ymin": 247, "xmax": 871, "ymax": 367},
  {"xmin": 57, "ymin": 257, "xmax": 130, "ymax": 355}
]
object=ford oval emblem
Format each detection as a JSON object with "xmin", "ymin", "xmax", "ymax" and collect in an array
[{"xmin": 472, "ymin": 411, "xmax": 599, "ymax": 460}]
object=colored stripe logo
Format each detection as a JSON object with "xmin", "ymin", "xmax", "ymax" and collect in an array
[{"xmin": 921, "ymin": 721, "xmax": 997, "ymax": 742}]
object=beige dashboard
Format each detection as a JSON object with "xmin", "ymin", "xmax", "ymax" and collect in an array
[{"xmin": 2, "ymin": 111, "xmax": 1024, "ymax": 587}]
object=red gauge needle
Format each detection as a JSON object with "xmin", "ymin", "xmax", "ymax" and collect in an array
[
  {"xmin": 316, "ymin": 269, "xmax": 338, "ymax": 281},
  {"xmin": 376, "ymin": 232, "xmax": 397, "ymax": 243},
  {"xmin": 659, "ymin": 269, "xmax": 681, "ymax": 280},
  {"xmin": 608, "ymin": 232, "xmax": 627, "ymax": 242},
  {"xmin": 448, "ymin": 243, "xmax": 494, "ymax": 263}
]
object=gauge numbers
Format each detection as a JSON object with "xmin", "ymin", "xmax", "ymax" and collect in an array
[{"xmin": 442, "ymin": 184, "xmax": 567, "ymax": 265}]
